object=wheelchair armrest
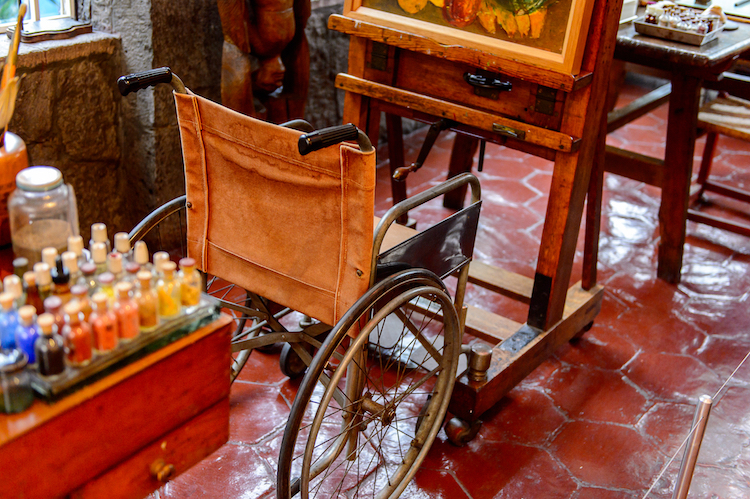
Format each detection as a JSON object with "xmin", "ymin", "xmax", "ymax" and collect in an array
[{"xmin": 370, "ymin": 172, "xmax": 481, "ymax": 285}]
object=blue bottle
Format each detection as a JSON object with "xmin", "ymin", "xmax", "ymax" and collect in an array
[
  {"xmin": 0, "ymin": 291, "xmax": 19, "ymax": 349},
  {"xmin": 15, "ymin": 305, "xmax": 39, "ymax": 364}
]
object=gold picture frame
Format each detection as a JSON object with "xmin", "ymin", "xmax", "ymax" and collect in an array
[{"xmin": 343, "ymin": 0, "xmax": 597, "ymax": 75}]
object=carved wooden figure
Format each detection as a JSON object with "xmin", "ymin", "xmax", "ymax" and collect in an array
[{"xmin": 217, "ymin": 0, "xmax": 311, "ymax": 122}]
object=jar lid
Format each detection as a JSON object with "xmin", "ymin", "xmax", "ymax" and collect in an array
[
  {"xmin": 0, "ymin": 349, "xmax": 28, "ymax": 373},
  {"xmin": 16, "ymin": 166, "xmax": 63, "ymax": 192}
]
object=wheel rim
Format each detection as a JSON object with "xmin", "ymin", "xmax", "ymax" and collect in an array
[{"xmin": 293, "ymin": 284, "xmax": 460, "ymax": 499}]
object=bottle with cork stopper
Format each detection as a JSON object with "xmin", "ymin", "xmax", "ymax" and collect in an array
[
  {"xmin": 157, "ymin": 260, "xmax": 181, "ymax": 318},
  {"xmin": 62, "ymin": 251, "xmax": 83, "ymax": 287},
  {"xmin": 12, "ymin": 256, "xmax": 28, "ymax": 279},
  {"xmin": 89, "ymin": 222, "xmax": 110, "ymax": 253},
  {"xmin": 14, "ymin": 305, "xmax": 38, "ymax": 365},
  {"xmin": 0, "ymin": 291, "xmax": 18, "ymax": 349},
  {"xmin": 4, "ymin": 274, "xmax": 24, "ymax": 309},
  {"xmin": 178, "ymin": 257, "xmax": 201, "ymax": 307},
  {"xmin": 91, "ymin": 242, "xmax": 108, "ymax": 276},
  {"xmin": 43, "ymin": 295, "xmax": 66, "ymax": 335},
  {"xmin": 70, "ymin": 284, "xmax": 92, "ymax": 322},
  {"xmin": 134, "ymin": 270, "xmax": 159, "ymax": 332},
  {"xmin": 34, "ymin": 312, "xmax": 65, "ymax": 377},
  {"xmin": 89, "ymin": 292, "xmax": 118, "ymax": 353},
  {"xmin": 33, "ymin": 262, "xmax": 52, "ymax": 301},
  {"xmin": 62, "ymin": 300, "xmax": 93, "ymax": 366},
  {"xmin": 67, "ymin": 234, "xmax": 89, "ymax": 266},
  {"xmin": 41, "ymin": 246, "xmax": 57, "ymax": 269},
  {"xmin": 113, "ymin": 282, "xmax": 140, "ymax": 341},
  {"xmin": 114, "ymin": 232, "xmax": 132, "ymax": 263},
  {"xmin": 107, "ymin": 251, "xmax": 124, "ymax": 281},
  {"xmin": 22, "ymin": 272, "xmax": 41, "ymax": 313}
]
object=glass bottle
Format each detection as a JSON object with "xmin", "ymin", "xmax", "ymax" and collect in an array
[
  {"xmin": 33, "ymin": 262, "xmax": 52, "ymax": 302},
  {"xmin": 70, "ymin": 284, "xmax": 93, "ymax": 322},
  {"xmin": 135, "ymin": 270, "xmax": 159, "ymax": 332},
  {"xmin": 113, "ymin": 282, "xmax": 140, "ymax": 341},
  {"xmin": 91, "ymin": 242, "xmax": 108, "ymax": 276},
  {"xmin": 67, "ymin": 234, "xmax": 90, "ymax": 266},
  {"xmin": 14, "ymin": 305, "xmax": 38, "ymax": 365},
  {"xmin": 51, "ymin": 256, "xmax": 72, "ymax": 304},
  {"xmin": 80, "ymin": 262, "xmax": 97, "ymax": 294},
  {"xmin": 107, "ymin": 251, "xmax": 124, "ymax": 281},
  {"xmin": 22, "ymin": 272, "xmax": 42, "ymax": 314},
  {"xmin": 0, "ymin": 292, "xmax": 19, "ymax": 349},
  {"xmin": 157, "ymin": 261, "xmax": 181, "ymax": 318},
  {"xmin": 62, "ymin": 300, "xmax": 93, "ymax": 366},
  {"xmin": 152, "ymin": 251, "xmax": 170, "ymax": 281},
  {"xmin": 114, "ymin": 232, "xmax": 132, "ymax": 263},
  {"xmin": 34, "ymin": 312, "xmax": 65, "ymax": 377},
  {"xmin": 134, "ymin": 240, "xmax": 151, "ymax": 273},
  {"xmin": 62, "ymin": 250, "xmax": 83, "ymax": 287},
  {"xmin": 96, "ymin": 272, "xmax": 116, "ymax": 304},
  {"xmin": 0, "ymin": 349, "xmax": 34, "ymax": 414},
  {"xmin": 90, "ymin": 222, "xmax": 110, "ymax": 253},
  {"xmin": 4, "ymin": 274, "xmax": 24, "ymax": 309},
  {"xmin": 178, "ymin": 257, "xmax": 202, "ymax": 307},
  {"xmin": 12, "ymin": 257, "xmax": 28, "ymax": 279},
  {"xmin": 43, "ymin": 295, "xmax": 66, "ymax": 335},
  {"xmin": 124, "ymin": 262, "xmax": 141, "ymax": 284},
  {"xmin": 41, "ymin": 246, "xmax": 58, "ymax": 269},
  {"xmin": 9, "ymin": 166, "xmax": 79, "ymax": 265},
  {"xmin": 89, "ymin": 292, "xmax": 119, "ymax": 353}
]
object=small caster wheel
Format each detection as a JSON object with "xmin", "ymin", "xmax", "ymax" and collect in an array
[
  {"xmin": 280, "ymin": 343, "xmax": 308, "ymax": 379},
  {"xmin": 445, "ymin": 417, "xmax": 482, "ymax": 447},
  {"xmin": 572, "ymin": 321, "xmax": 594, "ymax": 341}
]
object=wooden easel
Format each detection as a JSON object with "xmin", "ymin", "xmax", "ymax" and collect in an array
[{"xmin": 330, "ymin": 0, "xmax": 622, "ymax": 429}]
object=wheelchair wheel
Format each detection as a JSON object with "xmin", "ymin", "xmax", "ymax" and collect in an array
[
  {"xmin": 128, "ymin": 195, "xmax": 264, "ymax": 382},
  {"xmin": 277, "ymin": 269, "xmax": 461, "ymax": 499}
]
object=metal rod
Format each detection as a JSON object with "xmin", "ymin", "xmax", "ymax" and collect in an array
[{"xmin": 672, "ymin": 394, "xmax": 713, "ymax": 499}]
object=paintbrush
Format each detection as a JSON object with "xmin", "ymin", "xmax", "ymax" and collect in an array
[{"xmin": 0, "ymin": 3, "xmax": 27, "ymax": 148}]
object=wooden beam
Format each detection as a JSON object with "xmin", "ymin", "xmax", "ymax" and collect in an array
[
  {"xmin": 607, "ymin": 83, "xmax": 671, "ymax": 133},
  {"xmin": 605, "ymin": 145, "xmax": 665, "ymax": 187}
]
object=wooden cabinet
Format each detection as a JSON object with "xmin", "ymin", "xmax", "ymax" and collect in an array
[{"xmin": 0, "ymin": 315, "xmax": 232, "ymax": 499}]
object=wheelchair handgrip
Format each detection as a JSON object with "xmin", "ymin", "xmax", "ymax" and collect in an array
[
  {"xmin": 298, "ymin": 124, "xmax": 359, "ymax": 155},
  {"xmin": 118, "ymin": 67, "xmax": 174, "ymax": 96}
]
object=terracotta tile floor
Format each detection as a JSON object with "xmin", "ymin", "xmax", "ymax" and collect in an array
[{"xmin": 156, "ymin": 78, "xmax": 750, "ymax": 498}]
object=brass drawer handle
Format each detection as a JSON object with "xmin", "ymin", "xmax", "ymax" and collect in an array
[{"xmin": 150, "ymin": 458, "xmax": 176, "ymax": 483}]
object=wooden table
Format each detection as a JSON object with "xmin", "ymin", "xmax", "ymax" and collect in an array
[
  {"xmin": 602, "ymin": 20, "xmax": 750, "ymax": 283},
  {"xmin": 0, "ymin": 314, "xmax": 231, "ymax": 499}
]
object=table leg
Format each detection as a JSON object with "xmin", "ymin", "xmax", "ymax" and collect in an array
[
  {"xmin": 657, "ymin": 74, "xmax": 701, "ymax": 284},
  {"xmin": 385, "ymin": 114, "xmax": 410, "ymax": 225},
  {"xmin": 443, "ymin": 135, "xmax": 479, "ymax": 210}
]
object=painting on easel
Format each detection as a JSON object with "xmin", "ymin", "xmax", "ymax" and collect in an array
[{"xmin": 344, "ymin": 0, "xmax": 596, "ymax": 74}]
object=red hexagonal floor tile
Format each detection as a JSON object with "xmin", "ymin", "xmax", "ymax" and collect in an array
[{"xmin": 623, "ymin": 352, "xmax": 722, "ymax": 403}]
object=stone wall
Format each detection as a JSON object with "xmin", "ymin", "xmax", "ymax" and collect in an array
[{"xmin": 5, "ymin": 0, "xmax": 371, "ymax": 243}]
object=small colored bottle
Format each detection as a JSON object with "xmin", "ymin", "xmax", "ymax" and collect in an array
[
  {"xmin": 124, "ymin": 262, "xmax": 141, "ymax": 284},
  {"xmin": 107, "ymin": 251, "xmax": 124, "ymax": 281},
  {"xmin": 135, "ymin": 270, "xmax": 159, "ymax": 332},
  {"xmin": 41, "ymin": 247, "xmax": 58, "ymax": 269},
  {"xmin": 67, "ymin": 234, "xmax": 90, "ymax": 266},
  {"xmin": 43, "ymin": 295, "xmax": 66, "ymax": 335},
  {"xmin": 70, "ymin": 284, "xmax": 93, "ymax": 322},
  {"xmin": 114, "ymin": 232, "xmax": 132, "ymax": 263},
  {"xmin": 34, "ymin": 313, "xmax": 66, "ymax": 377},
  {"xmin": 133, "ymin": 241, "xmax": 151, "ymax": 273},
  {"xmin": 62, "ymin": 251, "xmax": 84, "ymax": 287},
  {"xmin": 0, "ymin": 292, "xmax": 19, "ymax": 349},
  {"xmin": 157, "ymin": 261, "xmax": 181, "ymax": 318},
  {"xmin": 51, "ymin": 257, "xmax": 72, "ymax": 304},
  {"xmin": 113, "ymin": 282, "xmax": 140, "ymax": 341},
  {"xmin": 12, "ymin": 257, "xmax": 28, "ymax": 279},
  {"xmin": 96, "ymin": 272, "xmax": 116, "ymax": 304},
  {"xmin": 62, "ymin": 301, "xmax": 93, "ymax": 366},
  {"xmin": 80, "ymin": 262, "xmax": 97, "ymax": 294},
  {"xmin": 90, "ymin": 223, "xmax": 111, "ymax": 253},
  {"xmin": 22, "ymin": 272, "xmax": 43, "ymax": 314},
  {"xmin": 91, "ymin": 242, "xmax": 108, "ymax": 276},
  {"xmin": 14, "ymin": 305, "xmax": 38, "ymax": 365},
  {"xmin": 178, "ymin": 257, "xmax": 202, "ymax": 307},
  {"xmin": 89, "ymin": 292, "xmax": 119, "ymax": 353},
  {"xmin": 152, "ymin": 251, "xmax": 170, "ymax": 281},
  {"xmin": 33, "ymin": 262, "xmax": 52, "ymax": 302},
  {"xmin": 4, "ymin": 274, "xmax": 24, "ymax": 309}
]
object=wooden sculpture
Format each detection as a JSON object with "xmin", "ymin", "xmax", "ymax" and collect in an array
[{"xmin": 217, "ymin": 0, "xmax": 310, "ymax": 122}]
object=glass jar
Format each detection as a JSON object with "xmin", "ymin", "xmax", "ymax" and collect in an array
[
  {"xmin": 0, "ymin": 348, "xmax": 34, "ymax": 414},
  {"xmin": 9, "ymin": 166, "xmax": 79, "ymax": 265}
]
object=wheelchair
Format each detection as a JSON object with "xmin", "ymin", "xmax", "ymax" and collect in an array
[{"xmin": 119, "ymin": 68, "xmax": 482, "ymax": 499}]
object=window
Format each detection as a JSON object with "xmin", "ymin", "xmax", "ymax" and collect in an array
[{"xmin": 0, "ymin": 0, "xmax": 76, "ymax": 33}]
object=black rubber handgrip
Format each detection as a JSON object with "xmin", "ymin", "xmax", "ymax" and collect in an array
[
  {"xmin": 298, "ymin": 124, "xmax": 359, "ymax": 156},
  {"xmin": 117, "ymin": 67, "xmax": 173, "ymax": 96}
]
